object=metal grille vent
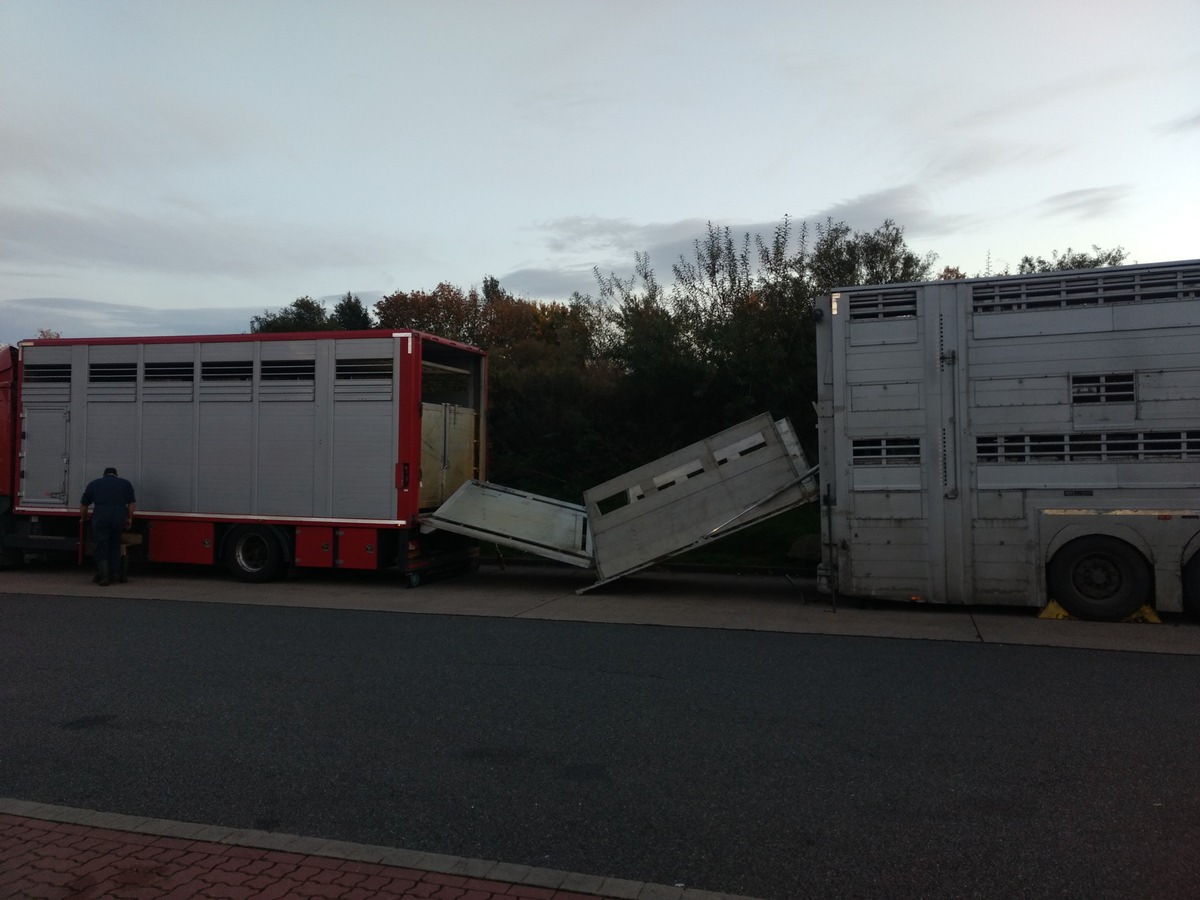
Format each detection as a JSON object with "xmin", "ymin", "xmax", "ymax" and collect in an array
[
  {"xmin": 847, "ymin": 289, "xmax": 918, "ymax": 320},
  {"xmin": 144, "ymin": 361, "xmax": 195, "ymax": 382},
  {"xmin": 88, "ymin": 362, "xmax": 137, "ymax": 383},
  {"xmin": 972, "ymin": 263, "xmax": 1200, "ymax": 314},
  {"xmin": 23, "ymin": 364, "xmax": 71, "ymax": 383},
  {"xmin": 261, "ymin": 359, "xmax": 315, "ymax": 381},
  {"xmin": 201, "ymin": 361, "xmax": 253, "ymax": 381},
  {"xmin": 977, "ymin": 431, "xmax": 1200, "ymax": 462},
  {"xmin": 1071, "ymin": 373, "xmax": 1134, "ymax": 404},
  {"xmin": 336, "ymin": 358, "xmax": 392, "ymax": 380},
  {"xmin": 852, "ymin": 437, "xmax": 921, "ymax": 465}
]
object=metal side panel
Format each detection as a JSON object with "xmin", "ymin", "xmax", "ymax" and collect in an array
[
  {"xmin": 582, "ymin": 414, "xmax": 819, "ymax": 585},
  {"xmin": 19, "ymin": 406, "xmax": 71, "ymax": 508},
  {"xmin": 422, "ymin": 480, "xmax": 593, "ymax": 567}
]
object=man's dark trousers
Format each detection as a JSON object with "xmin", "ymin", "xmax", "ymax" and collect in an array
[{"xmin": 91, "ymin": 512, "xmax": 124, "ymax": 582}]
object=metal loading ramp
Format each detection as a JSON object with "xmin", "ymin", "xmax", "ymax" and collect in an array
[
  {"xmin": 422, "ymin": 413, "xmax": 819, "ymax": 591},
  {"xmin": 421, "ymin": 482, "xmax": 592, "ymax": 568}
]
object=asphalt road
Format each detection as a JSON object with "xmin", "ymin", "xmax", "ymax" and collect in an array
[{"xmin": 2, "ymin": 591, "xmax": 1198, "ymax": 899}]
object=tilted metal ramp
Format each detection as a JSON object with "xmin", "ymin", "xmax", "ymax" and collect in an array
[
  {"xmin": 421, "ymin": 481, "xmax": 592, "ymax": 568},
  {"xmin": 422, "ymin": 413, "xmax": 819, "ymax": 591},
  {"xmin": 580, "ymin": 413, "xmax": 819, "ymax": 590}
]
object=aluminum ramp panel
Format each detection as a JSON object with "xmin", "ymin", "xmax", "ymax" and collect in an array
[
  {"xmin": 423, "ymin": 414, "xmax": 819, "ymax": 589},
  {"xmin": 579, "ymin": 414, "xmax": 819, "ymax": 591},
  {"xmin": 421, "ymin": 480, "xmax": 593, "ymax": 568}
]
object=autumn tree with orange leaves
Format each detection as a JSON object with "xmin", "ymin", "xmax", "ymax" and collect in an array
[{"xmin": 375, "ymin": 277, "xmax": 611, "ymax": 492}]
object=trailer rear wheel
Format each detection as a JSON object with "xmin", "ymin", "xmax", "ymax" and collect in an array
[
  {"xmin": 1047, "ymin": 536, "xmax": 1150, "ymax": 621},
  {"xmin": 225, "ymin": 526, "xmax": 285, "ymax": 583}
]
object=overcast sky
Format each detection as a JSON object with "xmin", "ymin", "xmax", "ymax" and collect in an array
[{"xmin": 2, "ymin": 0, "xmax": 1197, "ymax": 344}]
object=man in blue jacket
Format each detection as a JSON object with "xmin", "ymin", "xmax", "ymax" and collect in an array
[{"xmin": 79, "ymin": 467, "xmax": 136, "ymax": 586}]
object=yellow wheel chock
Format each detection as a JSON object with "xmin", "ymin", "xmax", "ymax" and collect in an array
[{"xmin": 1039, "ymin": 600, "xmax": 1161, "ymax": 623}]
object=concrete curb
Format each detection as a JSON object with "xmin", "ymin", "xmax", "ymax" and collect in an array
[{"xmin": 0, "ymin": 797, "xmax": 763, "ymax": 900}]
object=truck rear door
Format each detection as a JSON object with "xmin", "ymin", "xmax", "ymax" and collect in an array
[{"xmin": 20, "ymin": 407, "xmax": 71, "ymax": 508}]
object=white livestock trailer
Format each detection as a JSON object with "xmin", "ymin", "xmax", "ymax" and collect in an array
[{"xmin": 815, "ymin": 259, "xmax": 1200, "ymax": 620}]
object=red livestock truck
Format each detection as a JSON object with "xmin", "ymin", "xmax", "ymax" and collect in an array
[{"xmin": 0, "ymin": 330, "xmax": 487, "ymax": 584}]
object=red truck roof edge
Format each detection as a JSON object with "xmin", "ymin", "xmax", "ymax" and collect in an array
[{"xmin": 16, "ymin": 329, "xmax": 486, "ymax": 355}]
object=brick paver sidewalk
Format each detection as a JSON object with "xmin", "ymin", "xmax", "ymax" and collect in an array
[{"xmin": 0, "ymin": 800, "xmax": 752, "ymax": 900}]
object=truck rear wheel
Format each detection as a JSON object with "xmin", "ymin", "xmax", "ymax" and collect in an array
[
  {"xmin": 225, "ymin": 526, "xmax": 285, "ymax": 583},
  {"xmin": 1047, "ymin": 536, "xmax": 1150, "ymax": 621}
]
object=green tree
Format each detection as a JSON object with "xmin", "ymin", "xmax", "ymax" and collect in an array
[
  {"xmin": 485, "ymin": 300, "xmax": 615, "ymax": 497},
  {"xmin": 330, "ymin": 292, "xmax": 375, "ymax": 330},
  {"xmin": 806, "ymin": 218, "xmax": 937, "ymax": 294},
  {"xmin": 664, "ymin": 221, "xmax": 810, "ymax": 443},
  {"xmin": 250, "ymin": 296, "xmax": 331, "ymax": 333},
  {"xmin": 1018, "ymin": 245, "xmax": 1129, "ymax": 273},
  {"xmin": 588, "ymin": 216, "xmax": 934, "ymax": 463},
  {"xmin": 589, "ymin": 252, "xmax": 710, "ymax": 465}
]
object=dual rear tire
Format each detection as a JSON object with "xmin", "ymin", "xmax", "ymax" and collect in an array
[
  {"xmin": 1047, "ymin": 536, "xmax": 1151, "ymax": 622},
  {"xmin": 224, "ymin": 525, "xmax": 286, "ymax": 583}
]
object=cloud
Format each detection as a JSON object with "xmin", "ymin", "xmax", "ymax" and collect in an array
[
  {"xmin": 521, "ymin": 216, "xmax": 720, "ymax": 295},
  {"xmin": 0, "ymin": 300, "xmax": 267, "ymax": 348},
  {"xmin": 805, "ymin": 186, "xmax": 972, "ymax": 237},
  {"xmin": 1158, "ymin": 110, "xmax": 1200, "ymax": 135},
  {"xmin": 1037, "ymin": 186, "xmax": 1129, "ymax": 220},
  {"xmin": 954, "ymin": 66, "xmax": 1140, "ymax": 131},
  {"xmin": 540, "ymin": 216, "xmax": 712, "ymax": 258},
  {"xmin": 499, "ymin": 267, "xmax": 600, "ymax": 301},
  {"xmin": 0, "ymin": 297, "xmax": 262, "ymax": 346},
  {"xmin": 923, "ymin": 141, "xmax": 1070, "ymax": 182},
  {"xmin": 0, "ymin": 291, "xmax": 393, "ymax": 346},
  {"xmin": 0, "ymin": 83, "xmax": 277, "ymax": 186},
  {"xmin": 0, "ymin": 203, "xmax": 388, "ymax": 277}
]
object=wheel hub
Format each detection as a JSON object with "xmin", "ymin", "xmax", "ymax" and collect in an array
[{"xmin": 1073, "ymin": 555, "xmax": 1121, "ymax": 600}]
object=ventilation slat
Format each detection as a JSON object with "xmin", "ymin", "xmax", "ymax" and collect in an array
[
  {"xmin": 852, "ymin": 437, "xmax": 921, "ymax": 465},
  {"xmin": 847, "ymin": 289, "xmax": 918, "ymax": 321},
  {"xmin": 977, "ymin": 431, "xmax": 1200, "ymax": 462},
  {"xmin": 973, "ymin": 264, "xmax": 1200, "ymax": 314}
]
